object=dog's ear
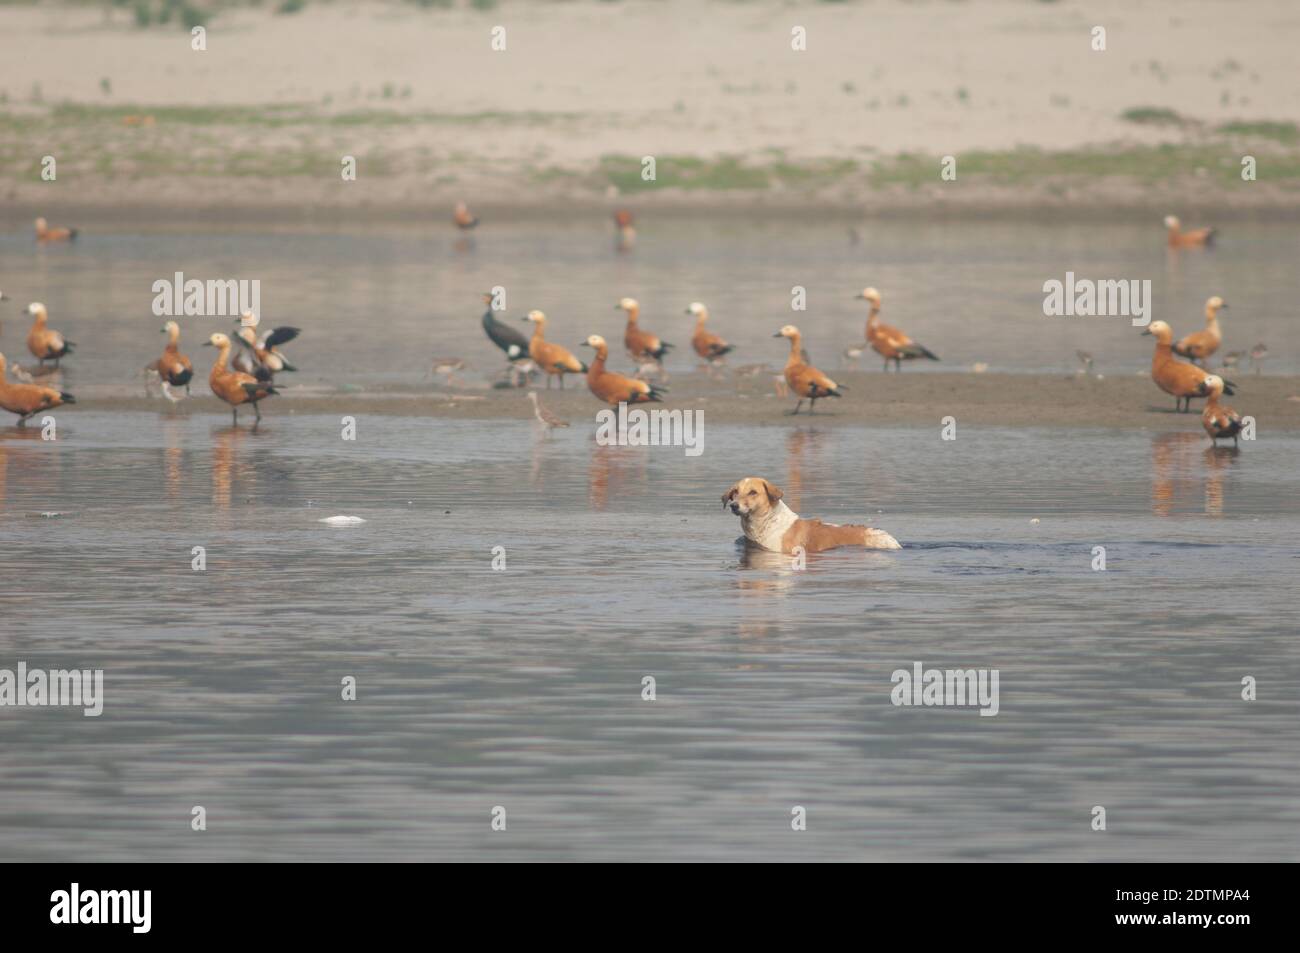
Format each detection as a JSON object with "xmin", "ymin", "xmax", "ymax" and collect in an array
[
  {"xmin": 721, "ymin": 483, "xmax": 739, "ymax": 508},
  {"xmin": 760, "ymin": 479, "xmax": 783, "ymax": 503}
]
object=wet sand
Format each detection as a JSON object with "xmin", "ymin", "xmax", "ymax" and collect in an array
[{"xmin": 48, "ymin": 372, "xmax": 1300, "ymax": 432}]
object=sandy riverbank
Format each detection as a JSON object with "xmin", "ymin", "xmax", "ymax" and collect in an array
[
  {"xmin": 39, "ymin": 372, "xmax": 1300, "ymax": 432},
  {"xmin": 4, "ymin": 1, "xmax": 1300, "ymax": 221}
]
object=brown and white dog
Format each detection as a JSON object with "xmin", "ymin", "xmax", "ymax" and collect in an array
[{"xmin": 722, "ymin": 477, "xmax": 901, "ymax": 554}]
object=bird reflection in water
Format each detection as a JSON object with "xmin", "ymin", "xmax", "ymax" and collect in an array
[
  {"xmin": 1150, "ymin": 431, "xmax": 1237, "ymax": 518},
  {"xmin": 587, "ymin": 443, "xmax": 646, "ymax": 511}
]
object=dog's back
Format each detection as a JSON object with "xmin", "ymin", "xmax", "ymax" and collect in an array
[{"xmin": 789, "ymin": 519, "xmax": 901, "ymax": 553}]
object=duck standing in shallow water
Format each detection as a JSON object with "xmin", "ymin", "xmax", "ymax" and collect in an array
[
  {"xmin": 1173, "ymin": 296, "xmax": 1227, "ymax": 365},
  {"xmin": 1201, "ymin": 375, "xmax": 1244, "ymax": 447},
  {"xmin": 775, "ymin": 325, "xmax": 842, "ymax": 415},
  {"xmin": 233, "ymin": 311, "xmax": 299, "ymax": 382},
  {"xmin": 617, "ymin": 298, "xmax": 672, "ymax": 373},
  {"xmin": 145, "ymin": 320, "xmax": 195, "ymax": 401},
  {"xmin": 454, "ymin": 201, "xmax": 479, "ymax": 231},
  {"xmin": 522, "ymin": 310, "xmax": 587, "ymax": 389},
  {"xmin": 204, "ymin": 332, "xmax": 278, "ymax": 425},
  {"xmin": 855, "ymin": 287, "xmax": 939, "ymax": 371},
  {"xmin": 613, "ymin": 209, "xmax": 636, "ymax": 252},
  {"xmin": 24, "ymin": 303, "xmax": 74, "ymax": 367},
  {"xmin": 582, "ymin": 334, "xmax": 665, "ymax": 405},
  {"xmin": 686, "ymin": 302, "xmax": 734, "ymax": 369},
  {"xmin": 1143, "ymin": 320, "xmax": 1234, "ymax": 413},
  {"xmin": 0, "ymin": 352, "xmax": 75, "ymax": 424}
]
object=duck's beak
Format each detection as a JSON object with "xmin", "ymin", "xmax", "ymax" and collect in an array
[
  {"xmin": 202, "ymin": 341, "xmax": 213, "ymax": 347},
  {"xmin": 772, "ymin": 331, "xmax": 783, "ymax": 338},
  {"xmin": 1141, "ymin": 329, "xmax": 1153, "ymax": 336},
  {"xmin": 853, "ymin": 293, "xmax": 865, "ymax": 299}
]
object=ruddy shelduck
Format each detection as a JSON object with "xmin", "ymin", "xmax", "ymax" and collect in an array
[
  {"xmin": 1201, "ymin": 375, "xmax": 1244, "ymax": 447},
  {"xmin": 616, "ymin": 298, "xmax": 673, "ymax": 364},
  {"xmin": 1164, "ymin": 215, "xmax": 1215, "ymax": 249},
  {"xmin": 233, "ymin": 311, "xmax": 299, "ymax": 381},
  {"xmin": 722, "ymin": 477, "xmax": 901, "ymax": 554},
  {"xmin": 34, "ymin": 217, "xmax": 76, "ymax": 243},
  {"xmin": 0, "ymin": 351, "xmax": 75, "ymax": 425},
  {"xmin": 24, "ymin": 303, "xmax": 74, "ymax": 366},
  {"xmin": 613, "ymin": 209, "xmax": 636, "ymax": 251},
  {"xmin": 774, "ymin": 325, "xmax": 841, "ymax": 414},
  {"xmin": 453, "ymin": 201, "xmax": 479, "ymax": 230},
  {"xmin": 686, "ymin": 302, "xmax": 734, "ymax": 364},
  {"xmin": 204, "ymin": 332, "xmax": 278, "ymax": 424},
  {"xmin": 1173, "ymin": 296, "xmax": 1227, "ymax": 365},
  {"xmin": 522, "ymin": 310, "xmax": 587, "ymax": 388},
  {"xmin": 1143, "ymin": 320, "xmax": 1235, "ymax": 412},
  {"xmin": 146, "ymin": 320, "xmax": 195, "ymax": 399},
  {"xmin": 854, "ymin": 287, "xmax": 939, "ymax": 371},
  {"xmin": 581, "ymin": 334, "xmax": 665, "ymax": 405}
]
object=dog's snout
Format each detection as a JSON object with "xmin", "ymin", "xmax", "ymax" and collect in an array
[{"xmin": 729, "ymin": 502, "xmax": 742, "ymax": 514}]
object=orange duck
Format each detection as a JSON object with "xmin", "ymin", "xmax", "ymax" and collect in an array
[
  {"xmin": 1143, "ymin": 320, "xmax": 1234, "ymax": 413},
  {"xmin": 582, "ymin": 334, "xmax": 665, "ymax": 405},
  {"xmin": 774, "ymin": 325, "xmax": 842, "ymax": 415},
  {"xmin": 24, "ymin": 303, "xmax": 74, "ymax": 366},
  {"xmin": 1201, "ymin": 375, "xmax": 1244, "ymax": 446},
  {"xmin": 453, "ymin": 201, "xmax": 479, "ymax": 230},
  {"xmin": 0, "ymin": 351, "xmax": 74, "ymax": 425},
  {"xmin": 686, "ymin": 302, "xmax": 734, "ymax": 365},
  {"xmin": 1164, "ymin": 215, "xmax": 1215, "ymax": 249},
  {"xmin": 617, "ymin": 298, "xmax": 673, "ymax": 365},
  {"xmin": 34, "ymin": 217, "xmax": 76, "ymax": 243},
  {"xmin": 146, "ymin": 320, "xmax": 195, "ymax": 399},
  {"xmin": 613, "ymin": 209, "xmax": 636, "ymax": 251},
  {"xmin": 233, "ymin": 311, "xmax": 299, "ymax": 381},
  {"xmin": 854, "ymin": 287, "xmax": 939, "ymax": 371},
  {"xmin": 1172, "ymin": 296, "xmax": 1227, "ymax": 365},
  {"xmin": 204, "ymin": 332, "xmax": 278, "ymax": 425},
  {"xmin": 522, "ymin": 311, "xmax": 587, "ymax": 388}
]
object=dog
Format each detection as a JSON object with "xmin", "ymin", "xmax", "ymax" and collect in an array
[{"xmin": 722, "ymin": 477, "xmax": 901, "ymax": 554}]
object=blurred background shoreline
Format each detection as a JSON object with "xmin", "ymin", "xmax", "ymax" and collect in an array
[{"xmin": 4, "ymin": 0, "xmax": 1300, "ymax": 223}]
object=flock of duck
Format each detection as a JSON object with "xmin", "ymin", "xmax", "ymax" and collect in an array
[
  {"xmin": 0, "ymin": 210, "xmax": 1257, "ymax": 446},
  {"xmin": 2, "ymin": 215, "xmax": 302, "ymax": 426}
]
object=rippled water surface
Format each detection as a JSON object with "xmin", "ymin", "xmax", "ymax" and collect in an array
[{"xmin": 2, "ymin": 411, "xmax": 1297, "ymax": 861}]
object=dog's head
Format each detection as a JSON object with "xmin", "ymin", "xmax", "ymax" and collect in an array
[{"xmin": 722, "ymin": 477, "xmax": 783, "ymax": 517}]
